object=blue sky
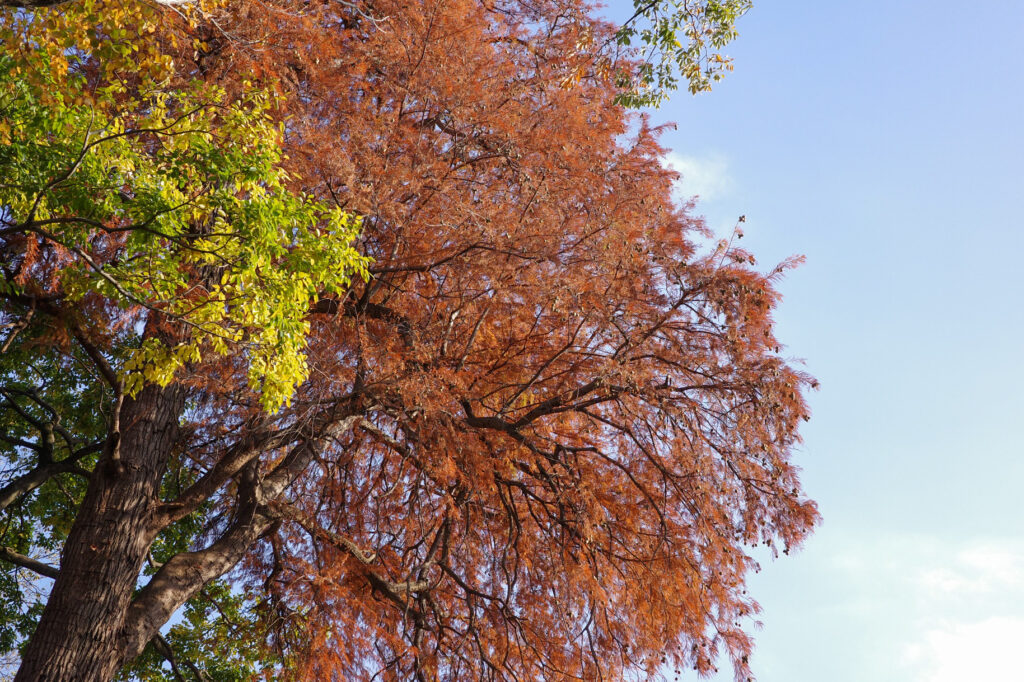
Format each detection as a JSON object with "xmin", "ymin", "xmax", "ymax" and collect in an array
[{"xmin": 620, "ymin": 1, "xmax": 1024, "ymax": 679}]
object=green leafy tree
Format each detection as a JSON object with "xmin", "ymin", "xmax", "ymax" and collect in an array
[
  {"xmin": 0, "ymin": 47, "xmax": 368, "ymax": 411},
  {"xmin": 1, "ymin": 1, "xmax": 365, "ymax": 677},
  {"xmin": 615, "ymin": 0, "xmax": 753, "ymax": 106}
]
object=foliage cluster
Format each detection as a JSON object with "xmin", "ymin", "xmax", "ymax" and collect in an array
[
  {"xmin": 1, "ymin": 3, "xmax": 368, "ymax": 411},
  {"xmin": 614, "ymin": 0, "xmax": 752, "ymax": 106}
]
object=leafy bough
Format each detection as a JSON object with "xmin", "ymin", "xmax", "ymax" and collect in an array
[{"xmin": 0, "ymin": 53, "xmax": 369, "ymax": 411}]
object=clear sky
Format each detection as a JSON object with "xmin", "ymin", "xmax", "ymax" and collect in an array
[{"xmin": 618, "ymin": 1, "xmax": 1024, "ymax": 679}]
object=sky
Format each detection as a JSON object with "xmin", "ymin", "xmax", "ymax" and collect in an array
[{"xmin": 612, "ymin": 1, "xmax": 1024, "ymax": 680}]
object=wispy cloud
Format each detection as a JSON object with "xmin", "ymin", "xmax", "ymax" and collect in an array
[
  {"xmin": 918, "ymin": 543, "xmax": 1024, "ymax": 595},
  {"xmin": 662, "ymin": 151, "xmax": 733, "ymax": 203},
  {"xmin": 901, "ymin": 616, "xmax": 1024, "ymax": 682},
  {"xmin": 731, "ymin": 533, "xmax": 1024, "ymax": 682},
  {"xmin": 900, "ymin": 541, "xmax": 1024, "ymax": 681}
]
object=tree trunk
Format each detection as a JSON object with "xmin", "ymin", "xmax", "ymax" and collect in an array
[{"xmin": 14, "ymin": 384, "xmax": 185, "ymax": 682}]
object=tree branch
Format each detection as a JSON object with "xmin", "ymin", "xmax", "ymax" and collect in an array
[
  {"xmin": 122, "ymin": 414, "xmax": 362, "ymax": 661},
  {"xmin": 272, "ymin": 501, "xmax": 429, "ymax": 615},
  {"xmin": 0, "ymin": 441, "xmax": 100, "ymax": 513},
  {"xmin": 0, "ymin": 547, "xmax": 59, "ymax": 580},
  {"xmin": 150, "ymin": 633, "xmax": 187, "ymax": 682},
  {"xmin": 152, "ymin": 420, "xmax": 296, "ymax": 531},
  {"xmin": 151, "ymin": 632, "xmax": 210, "ymax": 682},
  {"xmin": 121, "ymin": 494, "xmax": 274, "ymax": 662}
]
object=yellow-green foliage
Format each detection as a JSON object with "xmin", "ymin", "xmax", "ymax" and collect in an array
[
  {"xmin": 1, "ymin": 3, "xmax": 369, "ymax": 411},
  {"xmin": 614, "ymin": 0, "xmax": 752, "ymax": 107}
]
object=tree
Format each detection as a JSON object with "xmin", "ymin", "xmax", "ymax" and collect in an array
[
  {"xmin": 0, "ymin": 1, "xmax": 817, "ymax": 680},
  {"xmin": 614, "ymin": 0, "xmax": 753, "ymax": 106}
]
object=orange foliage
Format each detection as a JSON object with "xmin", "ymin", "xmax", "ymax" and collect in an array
[
  {"xmin": 159, "ymin": 2, "xmax": 819, "ymax": 677},
  {"xmin": 8, "ymin": 0, "xmax": 819, "ymax": 679}
]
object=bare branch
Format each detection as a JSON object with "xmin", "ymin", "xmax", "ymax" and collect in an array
[
  {"xmin": 0, "ymin": 441, "xmax": 100, "ymax": 513},
  {"xmin": 0, "ymin": 547, "xmax": 59, "ymax": 580}
]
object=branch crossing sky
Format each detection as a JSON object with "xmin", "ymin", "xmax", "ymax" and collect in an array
[{"xmin": 619, "ymin": 0, "xmax": 1024, "ymax": 679}]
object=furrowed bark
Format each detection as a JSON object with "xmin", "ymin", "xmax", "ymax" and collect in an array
[{"xmin": 14, "ymin": 383, "xmax": 186, "ymax": 682}]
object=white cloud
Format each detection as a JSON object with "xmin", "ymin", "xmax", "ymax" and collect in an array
[
  {"xmin": 662, "ymin": 151, "xmax": 733, "ymax": 203},
  {"xmin": 901, "ymin": 617, "xmax": 1024, "ymax": 682},
  {"xmin": 919, "ymin": 543, "xmax": 1024, "ymax": 595},
  {"xmin": 815, "ymin": 534, "xmax": 1024, "ymax": 604},
  {"xmin": 847, "ymin": 537, "xmax": 1024, "ymax": 682},
  {"xmin": 701, "ymin": 533, "xmax": 1024, "ymax": 682}
]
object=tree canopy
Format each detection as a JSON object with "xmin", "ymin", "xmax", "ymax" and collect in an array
[{"xmin": 0, "ymin": 1, "xmax": 815, "ymax": 680}]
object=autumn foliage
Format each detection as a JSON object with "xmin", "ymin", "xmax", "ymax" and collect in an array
[{"xmin": 0, "ymin": 0, "xmax": 818, "ymax": 680}]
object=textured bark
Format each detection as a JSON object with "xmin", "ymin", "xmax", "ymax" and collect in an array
[{"xmin": 14, "ymin": 384, "xmax": 185, "ymax": 682}]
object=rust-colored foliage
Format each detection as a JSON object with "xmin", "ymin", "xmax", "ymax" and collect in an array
[{"xmin": 2, "ymin": 1, "xmax": 818, "ymax": 679}]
